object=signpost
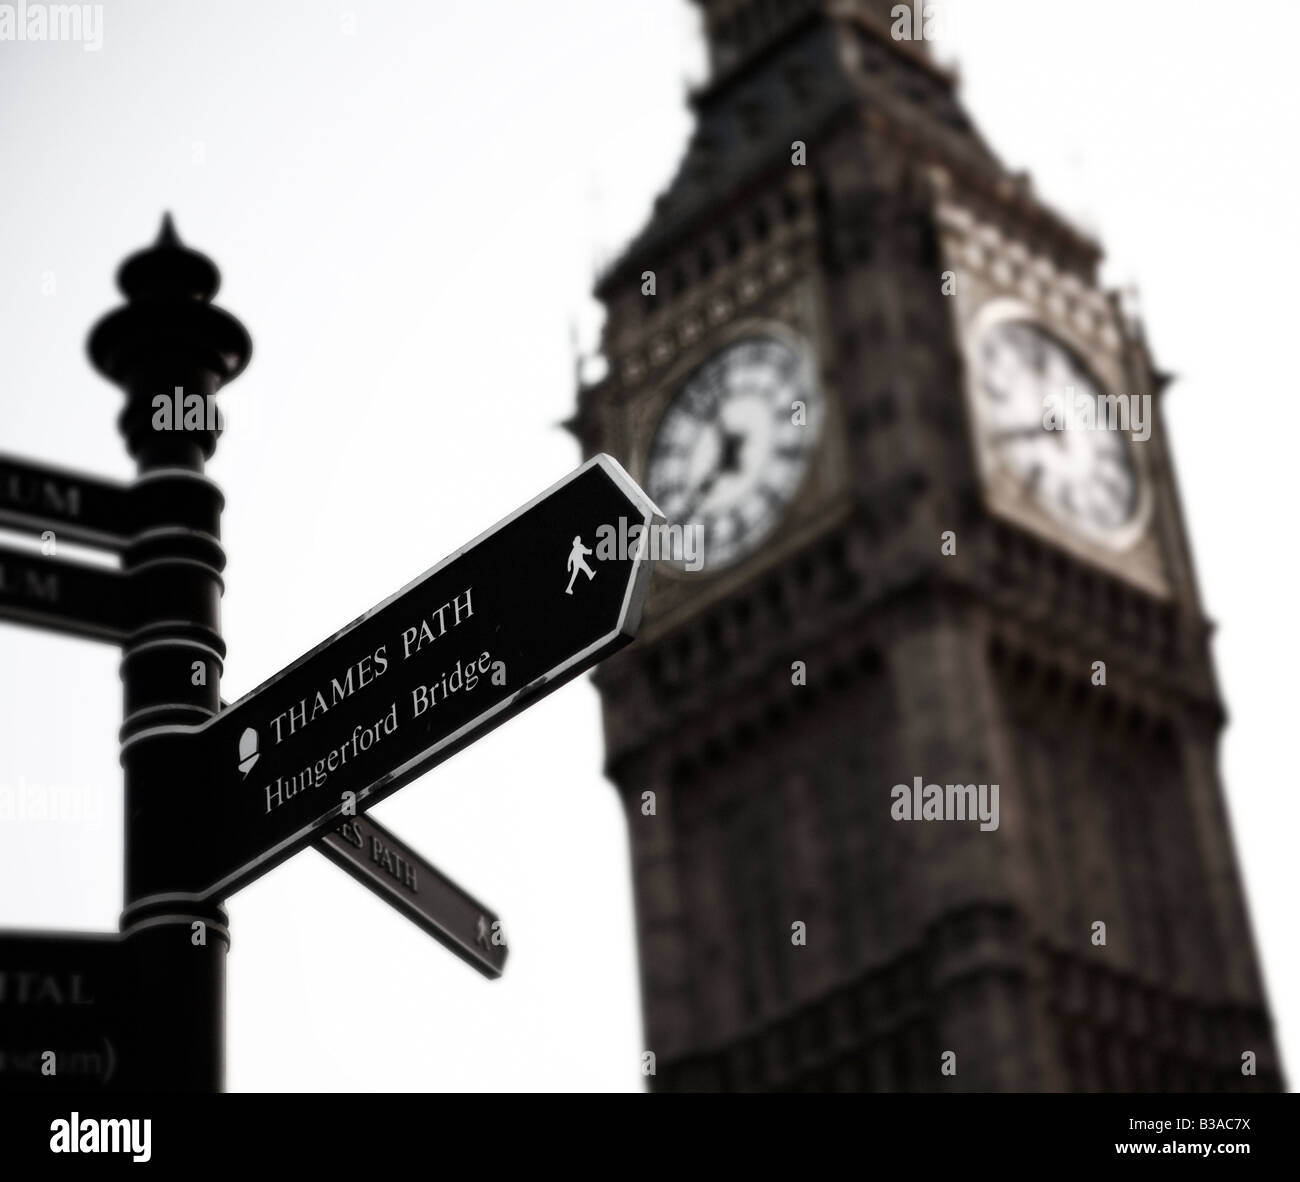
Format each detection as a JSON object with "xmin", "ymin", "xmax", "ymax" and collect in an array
[
  {"xmin": 319, "ymin": 815, "xmax": 508, "ymax": 979},
  {"xmin": 121, "ymin": 455, "xmax": 657, "ymax": 913},
  {"xmin": 0, "ymin": 217, "xmax": 660, "ymax": 1090}
]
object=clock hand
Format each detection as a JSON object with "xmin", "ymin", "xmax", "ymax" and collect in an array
[
  {"xmin": 680, "ymin": 429, "xmax": 747, "ymax": 523},
  {"xmin": 718, "ymin": 429, "xmax": 745, "ymax": 473},
  {"xmin": 678, "ymin": 450, "xmax": 725, "ymax": 524},
  {"xmin": 688, "ymin": 470, "xmax": 720, "ymax": 511}
]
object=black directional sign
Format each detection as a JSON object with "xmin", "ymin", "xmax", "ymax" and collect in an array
[
  {"xmin": 0, "ymin": 545, "xmax": 129, "ymax": 644},
  {"xmin": 319, "ymin": 815, "xmax": 508, "ymax": 978},
  {"xmin": 125, "ymin": 455, "xmax": 659, "ymax": 908},
  {"xmin": 0, "ymin": 932, "xmax": 130, "ymax": 1092},
  {"xmin": 0, "ymin": 453, "xmax": 134, "ymax": 550},
  {"xmin": 207, "ymin": 700, "xmax": 512, "ymax": 975}
]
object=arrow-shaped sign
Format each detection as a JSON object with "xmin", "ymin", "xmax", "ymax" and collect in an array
[
  {"xmin": 0, "ymin": 545, "xmax": 130, "ymax": 644},
  {"xmin": 124, "ymin": 455, "xmax": 659, "ymax": 910},
  {"xmin": 319, "ymin": 814, "xmax": 508, "ymax": 979}
]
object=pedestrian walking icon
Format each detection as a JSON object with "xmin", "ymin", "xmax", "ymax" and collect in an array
[{"xmin": 565, "ymin": 534, "xmax": 596, "ymax": 595}]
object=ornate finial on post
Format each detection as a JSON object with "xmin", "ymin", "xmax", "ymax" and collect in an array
[
  {"xmin": 88, "ymin": 215, "xmax": 251, "ymax": 469},
  {"xmin": 156, "ymin": 211, "xmax": 181, "ymax": 248}
]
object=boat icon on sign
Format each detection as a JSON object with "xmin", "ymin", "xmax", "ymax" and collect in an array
[{"xmin": 238, "ymin": 728, "xmax": 260, "ymax": 778}]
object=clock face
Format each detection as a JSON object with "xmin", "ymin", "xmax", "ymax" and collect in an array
[
  {"xmin": 975, "ymin": 319, "xmax": 1141, "ymax": 543},
  {"xmin": 644, "ymin": 334, "xmax": 820, "ymax": 570}
]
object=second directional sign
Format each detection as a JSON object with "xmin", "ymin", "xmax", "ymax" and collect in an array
[
  {"xmin": 320, "ymin": 814, "xmax": 508, "ymax": 978},
  {"xmin": 125, "ymin": 455, "xmax": 659, "ymax": 908},
  {"xmin": 0, "ymin": 546, "xmax": 129, "ymax": 644}
]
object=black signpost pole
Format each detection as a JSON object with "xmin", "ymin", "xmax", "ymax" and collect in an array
[
  {"xmin": 88, "ymin": 216, "xmax": 251, "ymax": 1091},
  {"xmin": 2, "ymin": 217, "xmax": 655, "ymax": 1098}
]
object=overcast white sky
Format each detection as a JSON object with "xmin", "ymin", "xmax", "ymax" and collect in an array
[{"xmin": 1, "ymin": 1, "xmax": 1296, "ymax": 1091}]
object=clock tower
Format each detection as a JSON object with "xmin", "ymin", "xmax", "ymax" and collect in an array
[{"xmin": 570, "ymin": 0, "xmax": 1283, "ymax": 1091}]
